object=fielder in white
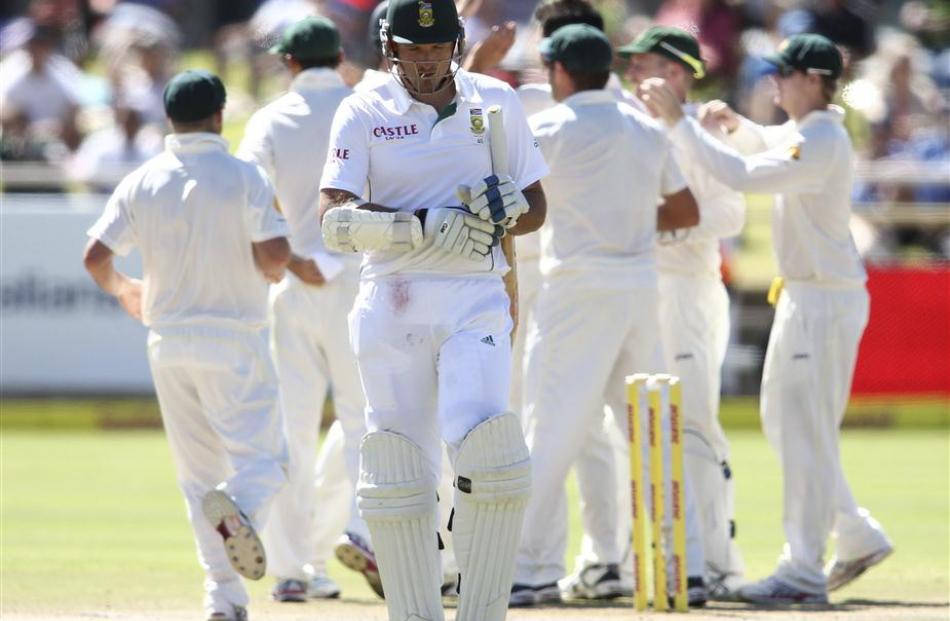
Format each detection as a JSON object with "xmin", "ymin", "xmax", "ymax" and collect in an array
[
  {"xmin": 511, "ymin": 24, "xmax": 700, "ymax": 606},
  {"xmin": 511, "ymin": 2, "xmax": 650, "ymax": 602},
  {"xmin": 642, "ymin": 33, "xmax": 893, "ymax": 605},
  {"xmin": 236, "ymin": 17, "xmax": 379, "ymax": 601},
  {"xmin": 621, "ymin": 25, "xmax": 747, "ymax": 598},
  {"xmin": 319, "ymin": 1, "xmax": 548, "ymax": 620},
  {"xmin": 83, "ymin": 70, "xmax": 290, "ymax": 621}
]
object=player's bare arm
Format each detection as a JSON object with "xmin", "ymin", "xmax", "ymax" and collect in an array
[
  {"xmin": 82, "ymin": 239, "xmax": 143, "ymax": 321},
  {"xmin": 657, "ymin": 187, "xmax": 699, "ymax": 231},
  {"xmin": 252, "ymin": 237, "xmax": 292, "ymax": 283},
  {"xmin": 507, "ymin": 180, "xmax": 546, "ymax": 236},
  {"xmin": 287, "ymin": 254, "xmax": 326, "ymax": 286}
]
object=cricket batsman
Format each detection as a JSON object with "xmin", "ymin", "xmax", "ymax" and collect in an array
[{"xmin": 318, "ymin": 1, "xmax": 549, "ymax": 619}]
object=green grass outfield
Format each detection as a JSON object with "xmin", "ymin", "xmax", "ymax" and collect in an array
[{"xmin": 1, "ymin": 403, "xmax": 948, "ymax": 619}]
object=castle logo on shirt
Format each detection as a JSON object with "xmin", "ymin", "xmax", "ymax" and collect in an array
[
  {"xmin": 372, "ymin": 124, "xmax": 420, "ymax": 141},
  {"xmin": 418, "ymin": 2, "xmax": 434, "ymax": 27}
]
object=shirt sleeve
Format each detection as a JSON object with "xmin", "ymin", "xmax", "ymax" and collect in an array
[
  {"xmin": 319, "ymin": 97, "xmax": 370, "ymax": 198},
  {"xmin": 236, "ymin": 111, "xmax": 276, "ymax": 180},
  {"xmin": 668, "ymin": 116, "xmax": 832, "ymax": 195},
  {"xmin": 660, "ymin": 142, "xmax": 688, "ymax": 196},
  {"xmin": 87, "ymin": 177, "xmax": 136, "ymax": 256},
  {"xmin": 691, "ymin": 179, "xmax": 746, "ymax": 239},
  {"xmin": 243, "ymin": 162, "xmax": 287, "ymax": 242},
  {"xmin": 505, "ymin": 88, "xmax": 549, "ymax": 190},
  {"xmin": 727, "ymin": 116, "xmax": 795, "ymax": 154}
]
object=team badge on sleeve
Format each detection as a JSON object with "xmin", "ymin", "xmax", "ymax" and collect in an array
[
  {"xmin": 787, "ymin": 144, "xmax": 801, "ymax": 160},
  {"xmin": 418, "ymin": 1, "xmax": 434, "ymax": 27}
]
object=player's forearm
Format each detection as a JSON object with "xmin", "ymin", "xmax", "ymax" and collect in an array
[
  {"xmin": 319, "ymin": 188, "xmax": 397, "ymax": 222},
  {"xmin": 83, "ymin": 239, "xmax": 129, "ymax": 296},
  {"xmin": 507, "ymin": 181, "xmax": 546, "ymax": 236}
]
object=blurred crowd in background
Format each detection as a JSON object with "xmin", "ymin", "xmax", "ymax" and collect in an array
[{"xmin": 1, "ymin": 0, "xmax": 948, "ymax": 259}]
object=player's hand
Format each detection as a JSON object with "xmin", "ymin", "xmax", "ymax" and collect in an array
[
  {"xmin": 288, "ymin": 256, "xmax": 325, "ymax": 286},
  {"xmin": 456, "ymin": 175, "xmax": 528, "ymax": 229},
  {"xmin": 420, "ymin": 207, "xmax": 500, "ymax": 261},
  {"xmin": 639, "ymin": 78, "xmax": 684, "ymax": 127},
  {"xmin": 117, "ymin": 277, "xmax": 143, "ymax": 322},
  {"xmin": 698, "ymin": 100, "xmax": 739, "ymax": 134},
  {"xmin": 463, "ymin": 21, "xmax": 516, "ymax": 73}
]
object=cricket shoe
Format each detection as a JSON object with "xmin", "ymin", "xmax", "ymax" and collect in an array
[
  {"xmin": 271, "ymin": 578, "xmax": 307, "ymax": 603},
  {"xmin": 207, "ymin": 604, "xmax": 247, "ymax": 621},
  {"xmin": 687, "ymin": 576, "xmax": 708, "ymax": 608},
  {"xmin": 559, "ymin": 563, "xmax": 625, "ymax": 600},
  {"xmin": 509, "ymin": 582, "xmax": 562, "ymax": 607},
  {"xmin": 202, "ymin": 490, "xmax": 265, "ymax": 580},
  {"xmin": 441, "ymin": 574, "xmax": 459, "ymax": 598},
  {"xmin": 335, "ymin": 531, "xmax": 384, "ymax": 598},
  {"xmin": 826, "ymin": 543, "xmax": 894, "ymax": 592},
  {"xmin": 737, "ymin": 574, "xmax": 828, "ymax": 605},
  {"xmin": 308, "ymin": 574, "xmax": 342, "ymax": 599}
]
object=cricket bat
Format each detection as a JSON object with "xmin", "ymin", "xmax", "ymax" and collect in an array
[{"xmin": 486, "ymin": 104, "xmax": 519, "ymax": 339}]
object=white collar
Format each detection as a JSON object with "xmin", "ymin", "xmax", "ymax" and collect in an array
[
  {"xmin": 382, "ymin": 68, "xmax": 483, "ymax": 115},
  {"xmin": 561, "ymin": 89, "xmax": 617, "ymax": 107},
  {"xmin": 797, "ymin": 105, "xmax": 846, "ymax": 128},
  {"xmin": 165, "ymin": 132, "xmax": 229, "ymax": 154},
  {"xmin": 291, "ymin": 68, "xmax": 345, "ymax": 93}
]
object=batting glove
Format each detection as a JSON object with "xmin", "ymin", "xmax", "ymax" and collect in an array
[
  {"xmin": 456, "ymin": 174, "xmax": 528, "ymax": 229},
  {"xmin": 418, "ymin": 207, "xmax": 501, "ymax": 261}
]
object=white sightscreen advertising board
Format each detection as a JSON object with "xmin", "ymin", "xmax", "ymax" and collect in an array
[{"xmin": 1, "ymin": 194, "xmax": 152, "ymax": 393}]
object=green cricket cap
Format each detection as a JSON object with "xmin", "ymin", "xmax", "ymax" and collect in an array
[
  {"xmin": 764, "ymin": 33, "xmax": 842, "ymax": 79},
  {"xmin": 386, "ymin": 0, "xmax": 459, "ymax": 45},
  {"xmin": 539, "ymin": 23, "xmax": 612, "ymax": 73},
  {"xmin": 163, "ymin": 70, "xmax": 226, "ymax": 123},
  {"xmin": 269, "ymin": 16, "xmax": 341, "ymax": 61},
  {"xmin": 618, "ymin": 26, "xmax": 705, "ymax": 79}
]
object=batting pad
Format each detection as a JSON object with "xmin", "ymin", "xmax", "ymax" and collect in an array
[
  {"xmin": 322, "ymin": 207, "xmax": 423, "ymax": 253},
  {"xmin": 357, "ymin": 431, "xmax": 444, "ymax": 621},
  {"xmin": 452, "ymin": 413, "xmax": 532, "ymax": 621}
]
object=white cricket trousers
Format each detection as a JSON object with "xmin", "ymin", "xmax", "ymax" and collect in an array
[
  {"xmin": 659, "ymin": 272, "xmax": 744, "ymax": 586},
  {"xmin": 509, "ymin": 257, "xmax": 542, "ymax": 413},
  {"xmin": 762, "ymin": 282, "xmax": 873, "ymax": 592},
  {"xmin": 349, "ymin": 275, "xmax": 513, "ymax": 480},
  {"xmin": 516, "ymin": 269, "xmax": 660, "ymax": 585},
  {"xmin": 264, "ymin": 273, "xmax": 369, "ymax": 580},
  {"xmin": 147, "ymin": 325, "xmax": 287, "ymax": 613}
]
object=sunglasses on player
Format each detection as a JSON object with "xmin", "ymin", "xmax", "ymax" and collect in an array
[{"xmin": 775, "ymin": 64, "xmax": 833, "ymax": 78}]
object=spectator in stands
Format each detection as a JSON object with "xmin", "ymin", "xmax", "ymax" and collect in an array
[
  {"xmin": 0, "ymin": 23, "xmax": 82, "ymax": 150},
  {"xmin": 806, "ymin": 0, "xmax": 876, "ymax": 61},
  {"xmin": 655, "ymin": 0, "xmax": 743, "ymax": 83},
  {"xmin": 69, "ymin": 102, "xmax": 164, "ymax": 192},
  {"xmin": 0, "ymin": 103, "xmax": 46, "ymax": 162}
]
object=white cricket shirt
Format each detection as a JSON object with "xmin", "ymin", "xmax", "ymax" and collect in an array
[
  {"xmin": 529, "ymin": 89, "xmax": 686, "ymax": 284},
  {"xmin": 238, "ymin": 68, "xmax": 357, "ymax": 266},
  {"xmin": 87, "ymin": 133, "xmax": 287, "ymax": 330},
  {"xmin": 668, "ymin": 106, "xmax": 866, "ymax": 286},
  {"xmin": 657, "ymin": 103, "xmax": 745, "ymax": 279},
  {"xmin": 320, "ymin": 69, "xmax": 548, "ymax": 279},
  {"xmin": 517, "ymin": 74, "xmax": 642, "ymax": 264}
]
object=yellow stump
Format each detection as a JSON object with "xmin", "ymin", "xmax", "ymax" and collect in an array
[
  {"xmin": 669, "ymin": 378, "xmax": 689, "ymax": 611},
  {"xmin": 626, "ymin": 374, "xmax": 649, "ymax": 611},
  {"xmin": 649, "ymin": 383, "xmax": 668, "ymax": 611}
]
